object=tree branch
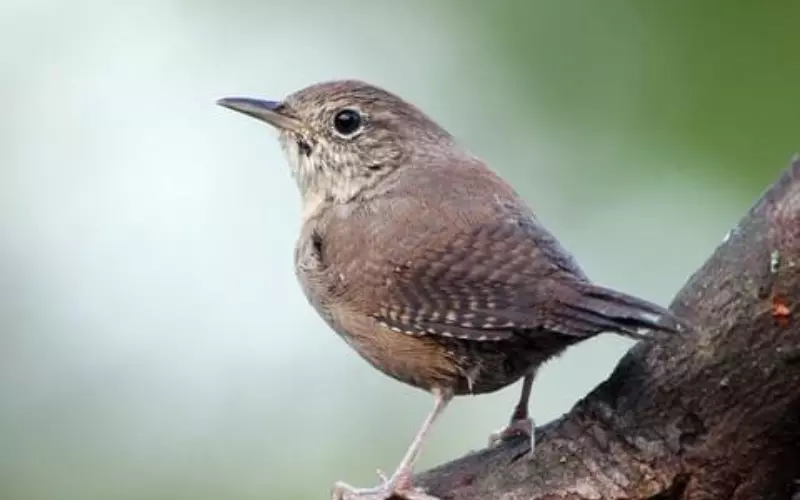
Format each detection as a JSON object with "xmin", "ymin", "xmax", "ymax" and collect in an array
[{"xmin": 413, "ymin": 155, "xmax": 800, "ymax": 499}]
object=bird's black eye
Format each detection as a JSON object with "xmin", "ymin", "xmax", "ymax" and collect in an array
[{"xmin": 333, "ymin": 109, "xmax": 362, "ymax": 136}]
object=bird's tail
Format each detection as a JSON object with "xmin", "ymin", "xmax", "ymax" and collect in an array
[{"xmin": 553, "ymin": 283, "xmax": 686, "ymax": 340}]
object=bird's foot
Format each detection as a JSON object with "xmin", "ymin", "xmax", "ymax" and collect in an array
[
  {"xmin": 488, "ymin": 417, "xmax": 535, "ymax": 452},
  {"xmin": 331, "ymin": 470, "xmax": 440, "ymax": 500}
]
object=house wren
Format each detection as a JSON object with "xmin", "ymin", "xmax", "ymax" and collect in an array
[{"xmin": 217, "ymin": 80, "xmax": 684, "ymax": 500}]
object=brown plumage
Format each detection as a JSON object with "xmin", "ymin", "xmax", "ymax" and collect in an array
[{"xmin": 218, "ymin": 80, "xmax": 685, "ymax": 500}]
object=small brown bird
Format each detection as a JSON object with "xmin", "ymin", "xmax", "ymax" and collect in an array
[{"xmin": 217, "ymin": 80, "xmax": 683, "ymax": 500}]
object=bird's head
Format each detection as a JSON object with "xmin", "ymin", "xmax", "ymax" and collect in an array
[{"xmin": 218, "ymin": 80, "xmax": 456, "ymax": 216}]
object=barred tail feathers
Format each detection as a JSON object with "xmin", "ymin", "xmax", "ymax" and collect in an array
[{"xmin": 552, "ymin": 283, "xmax": 684, "ymax": 340}]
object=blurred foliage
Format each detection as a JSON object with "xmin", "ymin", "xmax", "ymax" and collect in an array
[{"xmin": 473, "ymin": 1, "xmax": 799, "ymax": 191}]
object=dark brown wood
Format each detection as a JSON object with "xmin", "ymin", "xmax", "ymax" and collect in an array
[{"xmin": 412, "ymin": 155, "xmax": 800, "ymax": 500}]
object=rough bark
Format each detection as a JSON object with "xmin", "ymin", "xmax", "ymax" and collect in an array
[{"xmin": 412, "ymin": 156, "xmax": 800, "ymax": 500}]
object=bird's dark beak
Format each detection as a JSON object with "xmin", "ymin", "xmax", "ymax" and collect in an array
[{"xmin": 216, "ymin": 97, "xmax": 302, "ymax": 132}]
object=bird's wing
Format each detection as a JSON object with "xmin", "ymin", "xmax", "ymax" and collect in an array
[{"xmin": 371, "ymin": 217, "xmax": 680, "ymax": 342}]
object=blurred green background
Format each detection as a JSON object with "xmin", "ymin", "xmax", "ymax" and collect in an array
[{"xmin": 1, "ymin": 1, "xmax": 798, "ymax": 499}]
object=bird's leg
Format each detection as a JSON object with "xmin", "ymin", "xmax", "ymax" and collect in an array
[
  {"xmin": 488, "ymin": 371, "xmax": 535, "ymax": 451},
  {"xmin": 331, "ymin": 389, "xmax": 452, "ymax": 500}
]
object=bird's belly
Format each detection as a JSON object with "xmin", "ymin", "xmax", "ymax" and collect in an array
[
  {"xmin": 342, "ymin": 332, "xmax": 545, "ymax": 396},
  {"xmin": 318, "ymin": 297, "xmax": 571, "ymax": 396},
  {"xmin": 326, "ymin": 308, "xmax": 462, "ymax": 392},
  {"xmin": 328, "ymin": 308, "xmax": 557, "ymax": 396},
  {"xmin": 342, "ymin": 327, "xmax": 463, "ymax": 392}
]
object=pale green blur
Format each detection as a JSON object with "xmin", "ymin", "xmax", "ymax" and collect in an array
[{"xmin": 1, "ymin": 1, "xmax": 798, "ymax": 499}]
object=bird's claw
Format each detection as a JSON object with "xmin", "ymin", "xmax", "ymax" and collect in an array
[
  {"xmin": 488, "ymin": 417, "xmax": 535, "ymax": 451},
  {"xmin": 331, "ymin": 477, "xmax": 441, "ymax": 500}
]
